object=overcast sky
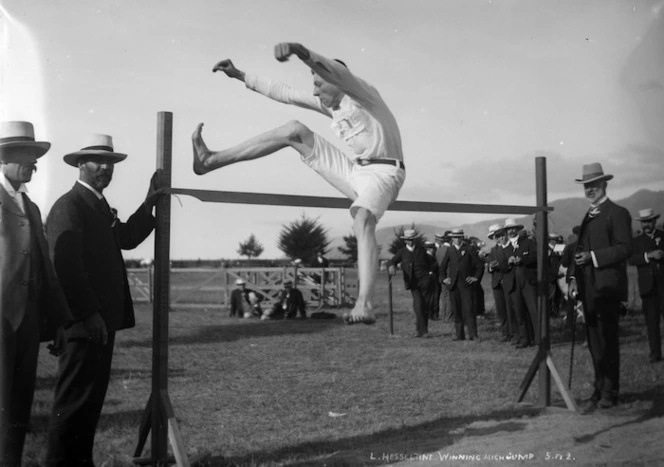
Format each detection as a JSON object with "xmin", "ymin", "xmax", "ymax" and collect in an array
[{"xmin": 2, "ymin": 0, "xmax": 663, "ymax": 260}]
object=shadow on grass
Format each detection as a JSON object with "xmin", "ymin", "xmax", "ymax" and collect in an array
[
  {"xmin": 34, "ymin": 367, "xmax": 187, "ymax": 390},
  {"xmin": 28, "ymin": 409, "xmax": 144, "ymax": 437},
  {"xmin": 573, "ymin": 383, "xmax": 664, "ymax": 445},
  {"xmin": 203, "ymin": 405, "xmax": 543, "ymax": 466},
  {"xmin": 118, "ymin": 319, "xmax": 341, "ymax": 349}
]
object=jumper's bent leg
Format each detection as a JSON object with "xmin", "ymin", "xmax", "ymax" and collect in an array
[
  {"xmin": 343, "ymin": 207, "xmax": 378, "ymax": 325},
  {"xmin": 192, "ymin": 121, "xmax": 314, "ymax": 175}
]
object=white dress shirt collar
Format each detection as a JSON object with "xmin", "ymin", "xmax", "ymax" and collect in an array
[
  {"xmin": 0, "ymin": 172, "xmax": 27, "ymax": 212},
  {"xmin": 77, "ymin": 179, "xmax": 104, "ymax": 200}
]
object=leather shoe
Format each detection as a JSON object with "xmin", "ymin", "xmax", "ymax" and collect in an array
[{"xmin": 598, "ymin": 398, "xmax": 617, "ymax": 409}]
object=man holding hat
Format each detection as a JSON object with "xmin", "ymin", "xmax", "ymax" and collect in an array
[
  {"xmin": 0, "ymin": 121, "xmax": 72, "ymax": 465},
  {"xmin": 567, "ymin": 163, "xmax": 632, "ymax": 410},
  {"xmin": 629, "ymin": 208, "xmax": 664, "ymax": 363},
  {"xmin": 44, "ymin": 134, "xmax": 159, "ymax": 464},
  {"xmin": 388, "ymin": 229, "xmax": 436, "ymax": 337},
  {"xmin": 440, "ymin": 229, "xmax": 483, "ymax": 341},
  {"xmin": 486, "ymin": 224, "xmax": 512, "ymax": 342}
]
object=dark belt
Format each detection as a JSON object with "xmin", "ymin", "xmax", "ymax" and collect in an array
[{"xmin": 356, "ymin": 158, "xmax": 405, "ymax": 170}]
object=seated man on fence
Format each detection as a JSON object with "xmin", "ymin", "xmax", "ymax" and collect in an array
[
  {"xmin": 265, "ymin": 281, "xmax": 307, "ymax": 320},
  {"xmin": 192, "ymin": 42, "xmax": 405, "ymax": 326}
]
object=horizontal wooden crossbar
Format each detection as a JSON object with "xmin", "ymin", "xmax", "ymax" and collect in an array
[{"xmin": 168, "ymin": 188, "xmax": 551, "ymax": 215}]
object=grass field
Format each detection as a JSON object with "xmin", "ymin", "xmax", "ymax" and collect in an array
[{"xmin": 21, "ymin": 269, "xmax": 662, "ymax": 466}]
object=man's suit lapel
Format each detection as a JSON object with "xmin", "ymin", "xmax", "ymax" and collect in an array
[
  {"xmin": 73, "ymin": 182, "xmax": 113, "ymax": 221},
  {"xmin": 0, "ymin": 184, "xmax": 27, "ymax": 218}
]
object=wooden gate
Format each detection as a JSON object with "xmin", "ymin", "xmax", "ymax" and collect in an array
[{"xmin": 223, "ymin": 266, "xmax": 355, "ymax": 309}]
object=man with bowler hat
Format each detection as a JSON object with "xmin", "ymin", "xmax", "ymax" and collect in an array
[
  {"xmin": 388, "ymin": 229, "xmax": 436, "ymax": 337},
  {"xmin": 568, "ymin": 163, "xmax": 632, "ymax": 410},
  {"xmin": 0, "ymin": 121, "xmax": 72, "ymax": 466},
  {"xmin": 629, "ymin": 208, "xmax": 664, "ymax": 363},
  {"xmin": 44, "ymin": 134, "xmax": 159, "ymax": 465}
]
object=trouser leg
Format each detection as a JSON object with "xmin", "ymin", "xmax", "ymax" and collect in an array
[
  {"xmin": 46, "ymin": 332, "xmax": 116, "ymax": 466},
  {"xmin": 642, "ymin": 292, "xmax": 662, "ymax": 360},
  {"xmin": 0, "ymin": 302, "xmax": 40, "ymax": 466}
]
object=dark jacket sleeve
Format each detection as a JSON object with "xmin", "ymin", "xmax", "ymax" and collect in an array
[
  {"xmin": 47, "ymin": 197, "xmax": 102, "ymax": 321},
  {"xmin": 116, "ymin": 203, "xmax": 156, "ymax": 250}
]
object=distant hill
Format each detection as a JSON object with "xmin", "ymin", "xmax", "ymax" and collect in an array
[{"xmin": 328, "ymin": 189, "xmax": 664, "ymax": 260}]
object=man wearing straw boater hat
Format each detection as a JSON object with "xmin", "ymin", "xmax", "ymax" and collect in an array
[
  {"xmin": 0, "ymin": 121, "xmax": 72, "ymax": 465},
  {"xmin": 44, "ymin": 134, "xmax": 159, "ymax": 464},
  {"xmin": 486, "ymin": 223, "xmax": 513, "ymax": 343},
  {"xmin": 567, "ymin": 162, "xmax": 632, "ymax": 410},
  {"xmin": 230, "ymin": 278, "xmax": 250, "ymax": 318},
  {"xmin": 388, "ymin": 229, "xmax": 436, "ymax": 338},
  {"xmin": 629, "ymin": 208, "xmax": 664, "ymax": 363},
  {"xmin": 440, "ymin": 228, "xmax": 483, "ymax": 341},
  {"xmin": 503, "ymin": 217, "xmax": 538, "ymax": 348}
]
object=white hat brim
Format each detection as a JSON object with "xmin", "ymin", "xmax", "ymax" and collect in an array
[
  {"xmin": 574, "ymin": 174, "xmax": 614, "ymax": 184},
  {"xmin": 0, "ymin": 141, "xmax": 51, "ymax": 159},
  {"xmin": 63, "ymin": 149, "xmax": 127, "ymax": 167}
]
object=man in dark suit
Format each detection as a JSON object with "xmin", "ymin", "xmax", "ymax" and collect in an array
[
  {"xmin": 0, "ymin": 121, "xmax": 72, "ymax": 466},
  {"xmin": 388, "ymin": 229, "xmax": 436, "ymax": 338},
  {"xmin": 503, "ymin": 218, "xmax": 538, "ymax": 348},
  {"xmin": 44, "ymin": 134, "xmax": 158, "ymax": 465},
  {"xmin": 270, "ymin": 280, "xmax": 307, "ymax": 319},
  {"xmin": 568, "ymin": 163, "xmax": 632, "ymax": 410},
  {"xmin": 434, "ymin": 231, "xmax": 452, "ymax": 322},
  {"xmin": 629, "ymin": 208, "xmax": 664, "ymax": 363},
  {"xmin": 424, "ymin": 241, "xmax": 441, "ymax": 321},
  {"xmin": 440, "ymin": 229, "xmax": 483, "ymax": 341},
  {"xmin": 230, "ymin": 278, "xmax": 250, "ymax": 317},
  {"xmin": 486, "ymin": 224, "xmax": 512, "ymax": 342}
]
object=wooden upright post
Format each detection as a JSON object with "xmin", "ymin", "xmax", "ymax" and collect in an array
[
  {"xmin": 536, "ymin": 157, "xmax": 551, "ymax": 406},
  {"xmin": 134, "ymin": 112, "xmax": 192, "ymax": 465},
  {"xmin": 516, "ymin": 157, "xmax": 578, "ymax": 412}
]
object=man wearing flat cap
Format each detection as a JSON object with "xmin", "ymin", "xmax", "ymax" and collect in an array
[
  {"xmin": 0, "ymin": 121, "xmax": 72, "ymax": 465},
  {"xmin": 567, "ymin": 163, "xmax": 632, "ymax": 410},
  {"xmin": 629, "ymin": 208, "xmax": 664, "ymax": 363},
  {"xmin": 44, "ymin": 134, "xmax": 159, "ymax": 465}
]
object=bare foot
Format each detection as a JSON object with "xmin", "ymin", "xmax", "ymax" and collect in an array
[
  {"xmin": 342, "ymin": 305, "xmax": 376, "ymax": 325},
  {"xmin": 192, "ymin": 123, "xmax": 211, "ymax": 175}
]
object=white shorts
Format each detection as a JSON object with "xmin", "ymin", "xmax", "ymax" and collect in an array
[{"xmin": 301, "ymin": 134, "xmax": 405, "ymax": 221}]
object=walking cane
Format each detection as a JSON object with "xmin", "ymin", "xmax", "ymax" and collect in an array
[
  {"xmin": 388, "ymin": 273, "xmax": 394, "ymax": 336},
  {"xmin": 568, "ymin": 296, "xmax": 579, "ymax": 390}
]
